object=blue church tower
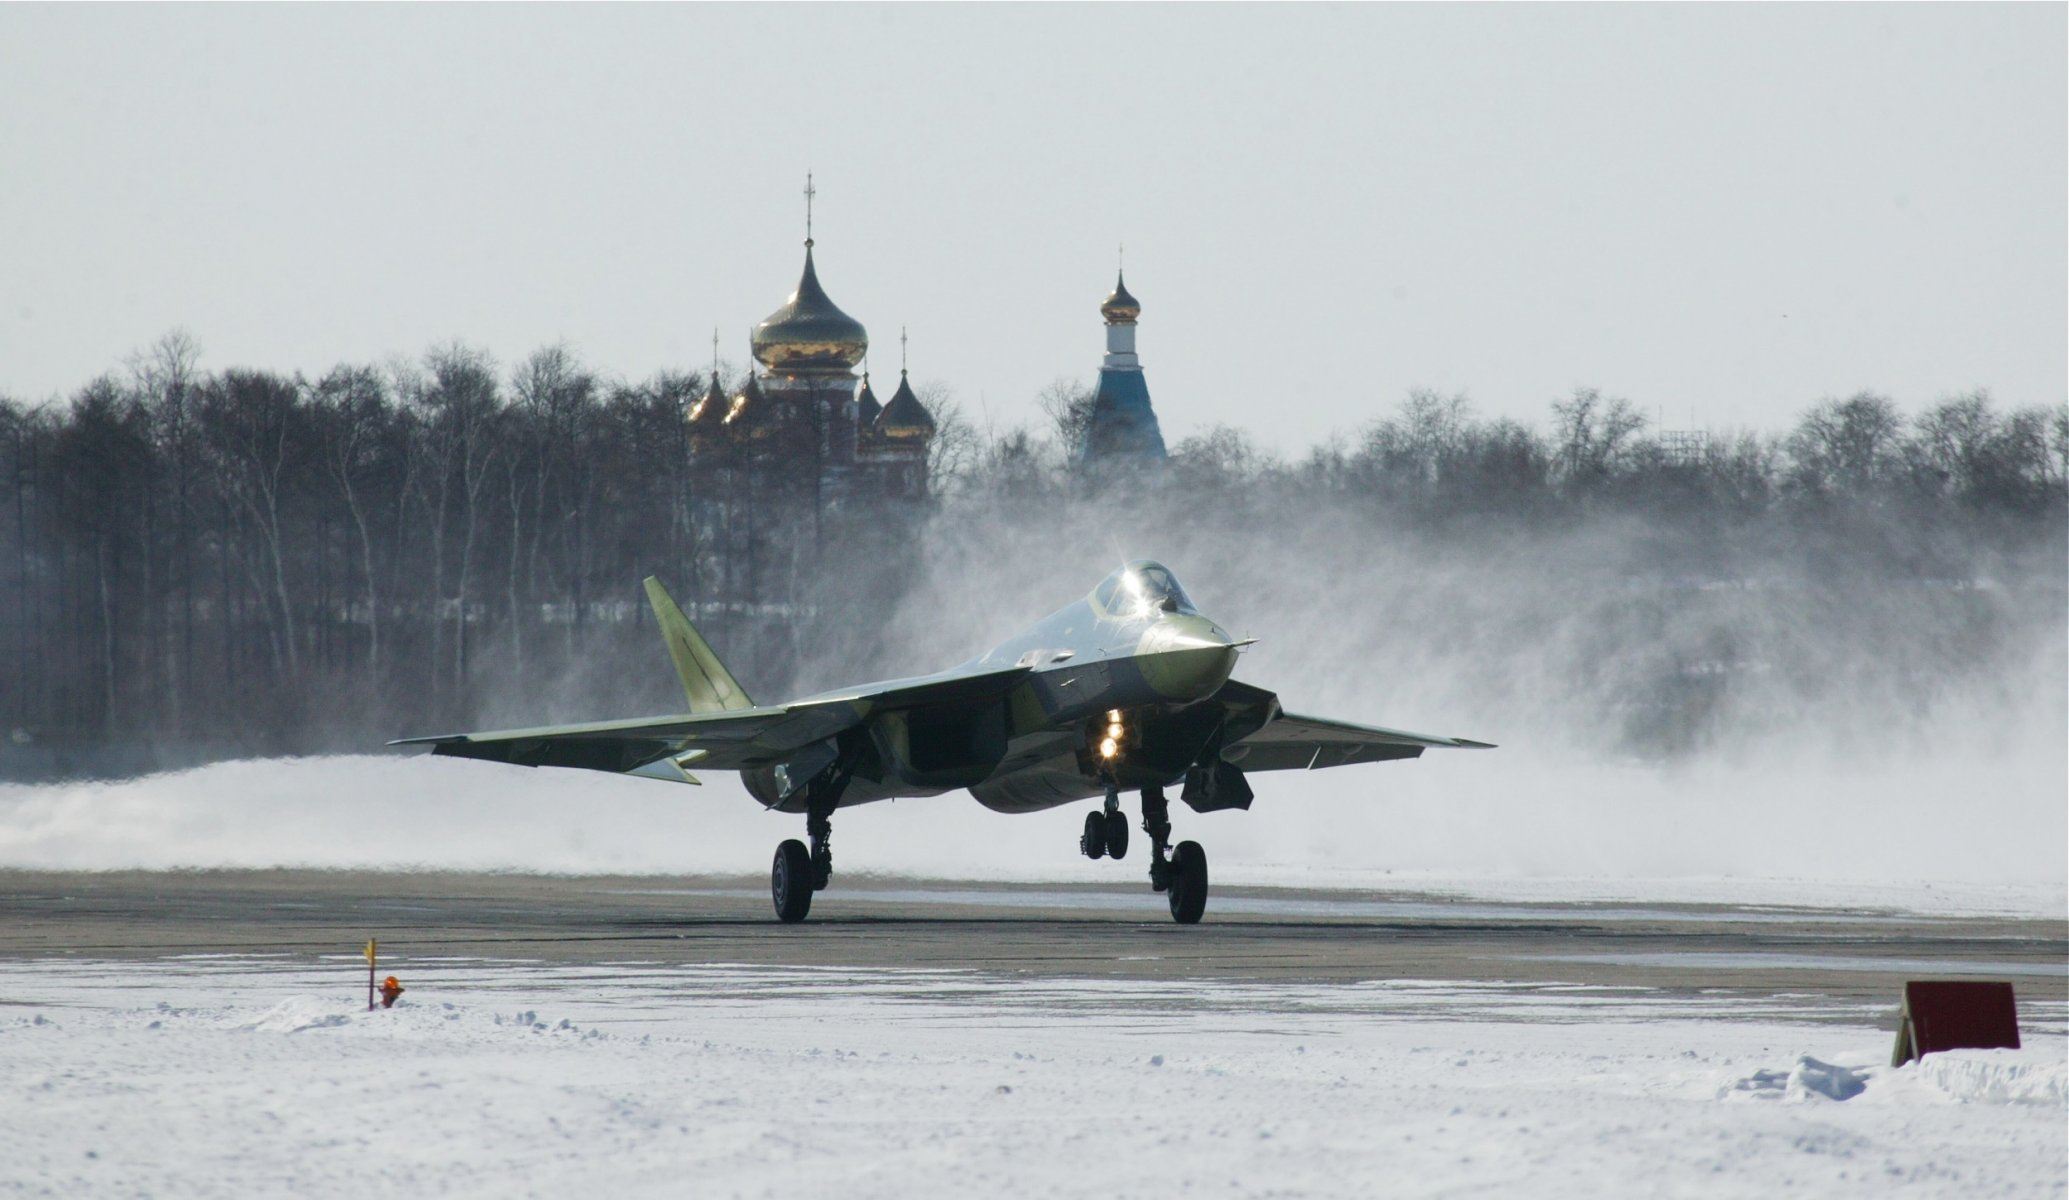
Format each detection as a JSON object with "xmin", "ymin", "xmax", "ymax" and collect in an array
[{"xmin": 1079, "ymin": 271, "xmax": 1168, "ymax": 463}]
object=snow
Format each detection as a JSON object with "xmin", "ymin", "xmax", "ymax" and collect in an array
[
  {"xmin": 1724, "ymin": 1055, "xmax": 1872, "ymax": 1102},
  {"xmin": 4, "ymin": 746, "xmax": 2061, "ymax": 1192},
  {"xmin": 2, "ymin": 957, "xmax": 2063, "ymax": 1198},
  {"xmin": 1, "ymin": 751, "xmax": 2062, "ymax": 919}
]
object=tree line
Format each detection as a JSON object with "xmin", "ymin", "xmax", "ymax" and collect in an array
[{"xmin": 1, "ymin": 332, "xmax": 2062, "ymax": 778}]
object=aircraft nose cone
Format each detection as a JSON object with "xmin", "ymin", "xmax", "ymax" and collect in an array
[{"xmin": 1137, "ymin": 616, "xmax": 1240, "ymax": 701}]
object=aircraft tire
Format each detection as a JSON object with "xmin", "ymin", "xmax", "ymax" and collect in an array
[
  {"xmin": 1080, "ymin": 811, "xmax": 1108, "ymax": 860},
  {"xmin": 1103, "ymin": 810, "xmax": 1130, "ymax": 860},
  {"xmin": 1168, "ymin": 841, "xmax": 1208, "ymax": 924},
  {"xmin": 772, "ymin": 839, "xmax": 814, "ymax": 923}
]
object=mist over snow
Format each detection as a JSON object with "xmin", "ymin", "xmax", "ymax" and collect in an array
[
  {"xmin": 854, "ymin": 495, "xmax": 2065, "ymax": 769},
  {"xmin": 1, "ymin": 746, "xmax": 2059, "ymax": 915},
  {"xmin": 2, "ymin": 454, "xmax": 2062, "ymax": 906}
]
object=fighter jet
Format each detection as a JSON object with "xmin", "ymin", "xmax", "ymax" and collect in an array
[{"xmin": 393, "ymin": 561, "xmax": 1493, "ymax": 923}]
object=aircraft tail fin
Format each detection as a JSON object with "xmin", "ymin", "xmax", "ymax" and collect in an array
[{"xmin": 643, "ymin": 576, "xmax": 755, "ymax": 713}]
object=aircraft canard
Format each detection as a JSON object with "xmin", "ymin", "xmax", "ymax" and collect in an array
[{"xmin": 392, "ymin": 561, "xmax": 1492, "ymax": 924}]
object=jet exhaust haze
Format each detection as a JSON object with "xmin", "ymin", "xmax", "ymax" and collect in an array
[{"xmin": 4, "ymin": 451, "xmax": 2059, "ymax": 902}]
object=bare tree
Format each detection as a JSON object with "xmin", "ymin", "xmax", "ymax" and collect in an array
[
  {"xmin": 197, "ymin": 369, "xmax": 305, "ymax": 680},
  {"xmin": 4, "ymin": 329, "xmax": 2065, "ymax": 781},
  {"xmin": 1551, "ymin": 387, "xmax": 1648, "ymax": 490},
  {"xmin": 127, "ymin": 330, "xmax": 204, "ymax": 727},
  {"xmin": 916, "ymin": 384, "xmax": 979, "ymax": 496},
  {"xmin": 1786, "ymin": 391, "xmax": 1901, "ymax": 498},
  {"xmin": 418, "ymin": 344, "xmax": 502, "ymax": 693},
  {"xmin": 1037, "ymin": 377, "xmax": 1097, "ymax": 458},
  {"xmin": 1171, "ymin": 425, "xmax": 1268, "ymax": 494},
  {"xmin": 312, "ymin": 364, "xmax": 392, "ymax": 684}
]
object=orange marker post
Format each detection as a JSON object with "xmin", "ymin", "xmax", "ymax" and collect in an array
[{"xmin": 364, "ymin": 939, "xmax": 378, "ymax": 1011}]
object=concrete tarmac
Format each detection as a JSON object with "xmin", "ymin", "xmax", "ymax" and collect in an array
[{"xmin": 2, "ymin": 871, "xmax": 2061, "ymax": 1024}]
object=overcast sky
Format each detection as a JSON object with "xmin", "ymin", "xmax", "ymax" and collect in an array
[{"xmin": 2, "ymin": 4, "xmax": 2061, "ymax": 451}]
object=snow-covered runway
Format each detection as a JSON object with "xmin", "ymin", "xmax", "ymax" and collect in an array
[
  {"xmin": 6, "ymin": 742, "xmax": 2060, "ymax": 1197},
  {"xmin": 4, "ymin": 954, "xmax": 2063, "ymax": 1198}
]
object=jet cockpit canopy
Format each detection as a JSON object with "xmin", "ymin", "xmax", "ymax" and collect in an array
[{"xmin": 1093, "ymin": 560, "xmax": 1199, "ymax": 620}]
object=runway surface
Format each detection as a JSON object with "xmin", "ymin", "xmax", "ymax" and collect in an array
[{"xmin": 3, "ymin": 870, "xmax": 2062, "ymax": 1022}]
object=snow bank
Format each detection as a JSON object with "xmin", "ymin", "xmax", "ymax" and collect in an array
[
  {"xmin": 1910, "ymin": 1049, "xmax": 2069, "ymax": 1107},
  {"xmin": 2, "ymin": 958, "xmax": 2062, "ymax": 1199},
  {"xmin": 1728, "ymin": 1047, "xmax": 2069, "ymax": 1109},
  {"xmin": 241, "ymin": 995, "xmax": 356, "ymax": 1034},
  {"xmin": 1, "ymin": 750, "xmax": 2062, "ymax": 916}
]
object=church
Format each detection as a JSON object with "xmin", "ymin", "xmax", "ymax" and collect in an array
[
  {"xmin": 687, "ymin": 230, "xmax": 937, "ymax": 504},
  {"xmin": 688, "ymin": 207, "xmax": 1169, "ymax": 506},
  {"xmin": 1080, "ymin": 269, "xmax": 1169, "ymax": 463}
]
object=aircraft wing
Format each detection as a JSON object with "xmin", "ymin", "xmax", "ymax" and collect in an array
[
  {"xmin": 1227, "ymin": 711, "xmax": 1496, "ymax": 772},
  {"xmin": 389, "ymin": 664, "xmax": 1035, "ymax": 779},
  {"xmin": 389, "ymin": 704, "xmax": 855, "ymax": 776}
]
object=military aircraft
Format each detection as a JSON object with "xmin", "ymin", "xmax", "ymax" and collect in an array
[{"xmin": 394, "ymin": 561, "xmax": 1493, "ymax": 923}]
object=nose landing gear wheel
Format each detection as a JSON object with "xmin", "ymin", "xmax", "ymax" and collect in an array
[
  {"xmin": 1080, "ymin": 811, "xmax": 1108, "ymax": 859},
  {"xmin": 1167, "ymin": 840, "xmax": 1208, "ymax": 924},
  {"xmin": 1102, "ymin": 809, "xmax": 1130, "ymax": 860},
  {"xmin": 772, "ymin": 839, "xmax": 814, "ymax": 923}
]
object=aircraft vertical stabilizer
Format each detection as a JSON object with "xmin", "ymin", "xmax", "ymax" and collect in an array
[{"xmin": 643, "ymin": 577, "xmax": 755, "ymax": 713}]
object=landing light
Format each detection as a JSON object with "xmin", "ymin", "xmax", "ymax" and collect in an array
[
  {"xmin": 1107, "ymin": 709, "xmax": 1122, "ymax": 722},
  {"xmin": 1099, "ymin": 737, "xmax": 1118, "ymax": 759},
  {"xmin": 1106, "ymin": 722, "xmax": 1123, "ymax": 739}
]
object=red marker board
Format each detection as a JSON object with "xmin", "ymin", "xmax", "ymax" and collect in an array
[{"xmin": 1891, "ymin": 981, "xmax": 2021, "ymax": 1067}]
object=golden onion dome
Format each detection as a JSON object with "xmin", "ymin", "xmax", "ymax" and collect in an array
[
  {"xmin": 751, "ymin": 245, "xmax": 868, "ymax": 376},
  {"xmin": 875, "ymin": 370, "xmax": 936, "ymax": 439},
  {"xmin": 1100, "ymin": 270, "xmax": 1140, "ymax": 325},
  {"xmin": 855, "ymin": 372, "xmax": 883, "ymax": 428},
  {"xmin": 724, "ymin": 373, "xmax": 764, "ymax": 426},
  {"xmin": 687, "ymin": 371, "xmax": 726, "ymax": 427}
]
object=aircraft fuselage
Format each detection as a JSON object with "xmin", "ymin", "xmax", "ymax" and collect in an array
[
  {"xmin": 394, "ymin": 559, "xmax": 1491, "ymax": 924},
  {"xmin": 744, "ymin": 565, "xmax": 1244, "ymax": 814}
]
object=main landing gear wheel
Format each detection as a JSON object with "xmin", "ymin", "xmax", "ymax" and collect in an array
[
  {"xmin": 772, "ymin": 839, "xmax": 813, "ymax": 923},
  {"xmin": 1080, "ymin": 810, "xmax": 1108, "ymax": 860},
  {"xmin": 1167, "ymin": 840, "xmax": 1208, "ymax": 924},
  {"xmin": 1102, "ymin": 809, "xmax": 1130, "ymax": 860},
  {"xmin": 1142, "ymin": 784, "xmax": 1174, "ymax": 893}
]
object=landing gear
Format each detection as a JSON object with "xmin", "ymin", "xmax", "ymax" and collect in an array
[
  {"xmin": 1167, "ymin": 840, "xmax": 1208, "ymax": 924},
  {"xmin": 772, "ymin": 839, "xmax": 813, "ymax": 923},
  {"xmin": 1102, "ymin": 809, "xmax": 1130, "ymax": 860},
  {"xmin": 1142, "ymin": 784, "xmax": 1174, "ymax": 892},
  {"xmin": 770, "ymin": 808, "xmax": 833, "ymax": 922},
  {"xmin": 1074, "ymin": 781, "xmax": 1208, "ymax": 922},
  {"xmin": 1080, "ymin": 810, "xmax": 1108, "ymax": 859},
  {"xmin": 1080, "ymin": 781, "xmax": 1132, "ymax": 860},
  {"xmin": 771, "ymin": 759, "xmax": 847, "ymax": 922},
  {"xmin": 1100, "ymin": 783, "xmax": 1128, "ymax": 860},
  {"xmin": 806, "ymin": 807, "xmax": 833, "ymax": 891},
  {"xmin": 1138, "ymin": 786, "xmax": 1207, "ymax": 922}
]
